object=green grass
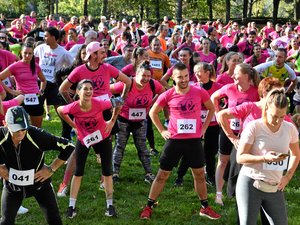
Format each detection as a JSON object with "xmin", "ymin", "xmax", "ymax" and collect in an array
[{"xmin": 11, "ymin": 110, "xmax": 300, "ymax": 225}]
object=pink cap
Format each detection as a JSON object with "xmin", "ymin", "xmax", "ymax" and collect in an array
[{"xmin": 84, "ymin": 41, "xmax": 104, "ymax": 61}]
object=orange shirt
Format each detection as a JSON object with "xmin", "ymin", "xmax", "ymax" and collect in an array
[
  {"xmin": 158, "ymin": 36, "xmax": 167, "ymax": 51},
  {"xmin": 147, "ymin": 50, "xmax": 171, "ymax": 80},
  {"xmin": 63, "ymin": 22, "xmax": 77, "ymax": 34}
]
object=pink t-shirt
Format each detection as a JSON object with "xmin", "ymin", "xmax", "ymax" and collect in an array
[
  {"xmin": 0, "ymin": 99, "xmax": 20, "ymax": 126},
  {"xmin": 195, "ymin": 81, "xmax": 222, "ymax": 126},
  {"xmin": 57, "ymin": 21, "xmax": 65, "ymax": 29},
  {"xmin": 219, "ymin": 35, "xmax": 234, "ymax": 49},
  {"xmin": 121, "ymin": 64, "xmax": 135, "ymax": 77},
  {"xmin": 244, "ymin": 53, "xmax": 270, "ymax": 67},
  {"xmin": 68, "ymin": 63, "xmax": 119, "ymax": 98},
  {"xmin": 156, "ymin": 85, "xmax": 210, "ymax": 139},
  {"xmin": 229, "ymin": 101, "xmax": 293, "ymax": 132},
  {"xmin": 62, "ymin": 98, "xmax": 112, "ymax": 146},
  {"xmin": 65, "ymin": 37, "xmax": 85, "ymax": 51},
  {"xmin": 216, "ymin": 72, "xmax": 234, "ymax": 86},
  {"xmin": 198, "ymin": 51, "xmax": 216, "ymax": 63},
  {"xmin": 9, "ymin": 26, "xmax": 28, "ymax": 39},
  {"xmin": 8, "ymin": 61, "xmax": 41, "ymax": 93},
  {"xmin": 218, "ymin": 83, "xmax": 259, "ymax": 131},
  {"xmin": 47, "ymin": 20, "xmax": 58, "ymax": 27},
  {"xmin": 113, "ymin": 79, "xmax": 163, "ymax": 121},
  {"xmin": 269, "ymin": 31, "xmax": 280, "ymax": 40},
  {"xmin": 0, "ymin": 50, "xmax": 17, "ymax": 72},
  {"xmin": 237, "ymin": 41, "xmax": 254, "ymax": 59},
  {"xmin": 141, "ymin": 35, "xmax": 149, "ymax": 48},
  {"xmin": 177, "ymin": 42, "xmax": 196, "ymax": 52}
]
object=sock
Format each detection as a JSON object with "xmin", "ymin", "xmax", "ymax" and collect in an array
[
  {"xmin": 63, "ymin": 171, "xmax": 72, "ymax": 185},
  {"xmin": 201, "ymin": 199, "xmax": 209, "ymax": 208},
  {"xmin": 106, "ymin": 199, "xmax": 113, "ymax": 208},
  {"xmin": 147, "ymin": 198, "xmax": 156, "ymax": 208},
  {"xmin": 69, "ymin": 198, "xmax": 76, "ymax": 208}
]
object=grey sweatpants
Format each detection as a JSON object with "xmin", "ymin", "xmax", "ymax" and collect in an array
[{"xmin": 236, "ymin": 174, "xmax": 288, "ymax": 225}]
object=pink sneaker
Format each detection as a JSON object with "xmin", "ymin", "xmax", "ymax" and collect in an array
[{"xmin": 57, "ymin": 183, "xmax": 68, "ymax": 197}]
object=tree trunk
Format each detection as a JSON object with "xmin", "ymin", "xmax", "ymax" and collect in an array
[
  {"xmin": 83, "ymin": 0, "xmax": 88, "ymax": 16},
  {"xmin": 247, "ymin": 0, "xmax": 254, "ymax": 18},
  {"xmin": 225, "ymin": 0, "xmax": 230, "ymax": 23},
  {"xmin": 295, "ymin": 0, "xmax": 300, "ymax": 20},
  {"xmin": 273, "ymin": 0, "xmax": 280, "ymax": 24},
  {"xmin": 139, "ymin": 3, "xmax": 144, "ymax": 22},
  {"xmin": 156, "ymin": 0, "xmax": 160, "ymax": 21},
  {"xmin": 55, "ymin": 0, "xmax": 59, "ymax": 16},
  {"xmin": 207, "ymin": 0, "xmax": 213, "ymax": 20},
  {"xmin": 176, "ymin": 0, "xmax": 182, "ymax": 24},
  {"xmin": 243, "ymin": 0, "xmax": 248, "ymax": 23},
  {"xmin": 101, "ymin": 0, "xmax": 108, "ymax": 17}
]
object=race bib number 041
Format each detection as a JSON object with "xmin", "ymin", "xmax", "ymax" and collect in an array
[
  {"xmin": 177, "ymin": 119, "xmax": 196, "ymax": 134},
  {"xmin": 83, "ymin": 130, "xmax": 103, "ymax": 148},
  {"xmin": 9, "ymin": 168, "xmax": 34, "ymax": 186}
]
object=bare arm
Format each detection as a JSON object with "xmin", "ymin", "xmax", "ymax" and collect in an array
[
  {"xmin": 202, "ymin": 99, "xmax": 215, "ymax": 137},
  {"xmin": 149, "ymin": 102, "xmax": 170, "ymax": 140},
  {"xmin": 59, "ymin": 79, "xmax": 74, "ymax": 104},
  {"xmin": 57, "ymin": 106, "xmax": 76, "ymax": 129},
  {"xmin": 160, "ymin": 73, "xmax": 172, "ymax": 89},
  {"xmin": 116, "ymin": 71, "xmax": 131, "ymax": 99}
]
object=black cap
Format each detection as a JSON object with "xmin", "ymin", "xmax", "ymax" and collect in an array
[{"xmin": 5, "ymin": 106, "xmax": 29, "ymax": 132}]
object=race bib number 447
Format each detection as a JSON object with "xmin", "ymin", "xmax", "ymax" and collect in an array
[
  {"xmin": 9, "ymin": 168, "xmax": 34, "ymax": 186},
  {"xmin": 83, "ymin": 130, "xmax": 103, "ymax": 148},
  {"xmin": 129, "ymin": 108, "xmax": 146, "ymax": 120},
  {"xmin": 177, "ymin": 119, "xmax": 196, "ymax": 134}
]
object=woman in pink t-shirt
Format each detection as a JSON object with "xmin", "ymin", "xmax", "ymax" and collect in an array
[
  {"xmin": 7, "ymin": 19, "xmax": 28, "ymax": 42},
  {"xmin": 65, "ymin": 28, "xmax": 85, "ymax": 51},
  {"xmin": 171, "ymin": 32, "xmax": 196, "ymax": 60},
  {"xmin": 0, "ymin": 44, "xmax": 46, "ymax": 128},
  {"xmin": 57, "ymin": 79, "xmax": 120, "ymax": 217},
  {"xmin": 197, "ymin": 38, "xmax": 217, "ymax": 63},
  {"xmin": 216, "ymin": 51, "xmax": 242, "ymax": 86},
  {"xmin": 211, "ymin": 63, "xmax": 260, "ymax": 206},
  {"xmin": 174, "ymin": 62, "xmax": 222, "ymax": 186},
  {"xmin": 161, "ymin": 47, "xmax": 196, "ymax": 89},
  {"xmin": 111, "ymin": 61, "xmax": 164, "ymax": 183},
  {"xmin": 122, "ymin": 47, "xmax": 149, "ymax": 77}
]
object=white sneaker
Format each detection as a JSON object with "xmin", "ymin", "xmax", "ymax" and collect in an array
[
  {"xmin": 215, "ymin": 193, "xmax": 224, "ymax": 206},
  {"xmin": 17, "ymin": 206, "xmax": 29, "ymax": 215}
]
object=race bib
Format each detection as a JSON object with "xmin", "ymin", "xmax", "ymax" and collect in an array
[
  {"xmin": 24, "ymin": 94, "xmax": 39, "ymax": 105},
  {"xmin": 189, "ymin": 81, "xmax": 195, "ymax": 85},
  {"xmin": 2, "ymin": 78, "xmax": 12, "ymax": 87},
  {"xmin": 9, "ymin": 168, "xmax": 34, "ymax": 186},
  {"xmin": 150, "ymin": 60, "xmax": 162, "ymax": 69},
  {"xmin": 39, "ymin": 31, "xmax": 45, "ymax": 38},
  {"xmin": 83, "ymin": 130, "xmax": 103, "ymax": 148},
  {"xmin": 129, "ymin": 108, "xmax": 146, "ymax": 120},
  {"xmin": 230, "ymin": 118, "xmax": 241, "ymax": 130},
  {"xmin": 263, "ymin": 157, "xmax": 289, "ymax": 171},
  {"xmin": 96, "ymin": 94, "xmax": 109, "ymax": 101},
  {"xmin": 226, "ymin": 43, "xmax": 233, "ymax": 48},
  {"xmin": 41, "ymin": 65, "xmax": 55, "ymax": 79},
  {"xmin": 201, "ymin": 110, "xmax": 216, "ymax": 123},
  {"xmin": 177, "ymin": 119, "xmax": 196, "ymax": 134}
]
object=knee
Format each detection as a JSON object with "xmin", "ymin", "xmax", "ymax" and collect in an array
[{"xmin": 155, "ymin": 170, "xmax": 170, "ymax": 183}]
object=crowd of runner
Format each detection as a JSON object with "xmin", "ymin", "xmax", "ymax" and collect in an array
[{"xmin": 0, "ymin": 11, "xmax": 300, "ymax": 224}]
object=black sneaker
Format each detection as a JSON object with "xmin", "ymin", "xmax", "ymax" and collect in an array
[
  {"xmin": 66, "ymin": 206, "xmax": 76, "ymax": 219},
  {"xmin": 112, "ymin": 173, "xmax": 119, "ymax": 183},
  {"xmin": 105, "ymin": 205, "xmax": 117, "ymax": 217},
  {"xmin": 206, "ymin": 177, "xmax": 215, "ymax": 186},
  {"xmin": 144, "ymin": 173, "xmax": 155, "ymax": 184},
  {"xmin": 150, "ymin": 149, "xmax": 159, "ymax": 156},
  {"xmin": 174, "ymin": 177, "xmax": 184, "ymax": 187}
]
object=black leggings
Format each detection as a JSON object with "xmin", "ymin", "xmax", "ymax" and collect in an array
[
  {"xmin": 146, "ymin": 115, "xmax": 155, "ymax": 149},
  {"xmin": 0, "ymin": 183, "xmax": 62, "ymax": 225},
  {"xmin": 75, "ymin": 137, "xmax": 113, "ymax": 176}
]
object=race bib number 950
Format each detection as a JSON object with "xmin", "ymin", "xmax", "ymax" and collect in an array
[{"xmin": 177, "ymin": 119, "xmax": 196, "ymax": 134}]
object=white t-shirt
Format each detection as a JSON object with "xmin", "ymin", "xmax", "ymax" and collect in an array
[
  {"xmin": 34, "ymin": 43, "xmax": 74, "ymax": 83},
  {"xmin": 239, "ymin": 119, "xmax": 298, "ymax": 184}
]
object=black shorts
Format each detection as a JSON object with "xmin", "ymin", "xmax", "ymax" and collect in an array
[
  {"xmin": 75, "ymin": 137, "xmax": 113, "ymax": 176},
  {"xmin": 22, "ymin": 95, "xmax": 44, "ymax": 116},
  {"xmin": 160, "ymin": 138, "xmax": 205, "ymax": 171},
  {"xmin": 43, "ymin": 81, "xmax": 62, "ymax": 106},
  {"xmin": 219, "ymin": 128, "xmax": 235, "ymax": 155}
]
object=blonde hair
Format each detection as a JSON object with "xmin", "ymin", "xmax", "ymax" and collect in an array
[
  {"xmin": 236, "ymin": 63, "xmax": 260, "ymax": 87},
  {"xmin": 262, "ymin": 88, "xmax": 288, "ymax": 122},
  {"xmin": 194, "ymin": 62, "xmax": 216, "ymax": 81}
]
